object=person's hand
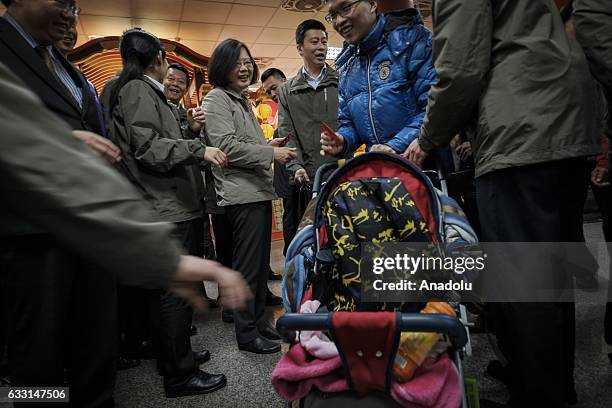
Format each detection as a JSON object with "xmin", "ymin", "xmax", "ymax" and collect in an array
[
  {"xmin": 214, "ymin": 267, "xmax": 252, "ymax": 311},
  {"xmin": 294, "ymin": 168, "xmax": 310, "ymax": 184},
  {"xmin": 371, "ymin": 144, "xmax": 396, "ymax": 154},
  {"xmin": 187, "ymin": 107, "xmax": 205, "ymax": 133},
  {"xmin": 268, "ymin": 137, "xmax": 288, "ymax": 147},
  {"xmin": 320, "ymin": 131, "xmax": 344, "ymax": 156},
  {"xmin": 72, "ymin": 130, "xmax": 121, "ymax": 164},
  {"xmin": 591, "ymin": 166, "xmax": 610, "ymax": 187},
  {"xmin": 170, "ymin": 256, "xmax": 251, "ymax": 312},
  {"xmin": 274, "ymin": 147, "xmax": 297, "ymax": 164},
  {"xmin": 204, "ymin": 146, "xmax": 227, "ymax": 168},
  {"xmin": 403, "ymin": 138, "xmax": 428, "ymax": 167},
  {"xmin": 456, "ymin": 141, "xmax": 473, "ymax": 162}
]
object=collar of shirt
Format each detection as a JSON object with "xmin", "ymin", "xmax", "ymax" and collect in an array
[
  {"xmin": 301, "ymin": 64, "xmax": 327, "ymax": 90},
  {"xmin": 144, "ymin": 75, "xmax": 165, "ymax": 93}
]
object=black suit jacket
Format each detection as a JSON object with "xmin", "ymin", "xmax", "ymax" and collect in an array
[
  {"xmin": 0, "ymin": 17, "xmax": 103, "ymax": 236},
  {"xmin": 0, "ymin": 18, "xmax": 102, "ymax": 134}
]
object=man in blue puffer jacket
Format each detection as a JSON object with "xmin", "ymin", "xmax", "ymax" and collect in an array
[{"xmin": 321, "ymin": 0, "xmax": 435, "ymax": 157}]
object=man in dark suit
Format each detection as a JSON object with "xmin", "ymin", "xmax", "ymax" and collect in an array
[{"xmin": 0, "ymin": 1, "xmax": 122, "ymax": 406}]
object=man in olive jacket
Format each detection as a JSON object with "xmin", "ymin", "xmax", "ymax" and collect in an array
[
  {"xmin": 277, "ymin": 19, "xmax": 339, "ymax": 245},
  {"xmin": 404, "ymin": 1, "xmax": 600, "ymax": 407},
  {"xmin": 573, "ymin": 0, "xmax": 612, "ymax": 358}
]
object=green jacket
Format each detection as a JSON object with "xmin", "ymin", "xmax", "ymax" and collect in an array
[
  {"xmin": 419, "ymin": 0, "xmax": 600, "ymax": 177},
  {"xmin": 0, "ymin": 62, "xmax": 180, "ymax": 288},
  {"xmin": 107, "ymin": 77, "xmax": 206, "ymax": 223},
  {"xmin": 573, "ymin": 0, "xmax": 612, "ymax": 135},
  {"xmin": 277, "ymin": 65, "xmax": 339, "ymax": 179},
  {"xmin": 202, "ymin": 87, "xmax": 275, "ymax": 206}
]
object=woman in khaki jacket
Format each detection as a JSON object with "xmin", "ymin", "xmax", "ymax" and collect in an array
[
  {"xmin": 203, "ymin": 39, "xmax": 296, "ymax": 354},
  {"xmin": 105, "ymin": 29, "xmax": 230, "ymax": 398}
]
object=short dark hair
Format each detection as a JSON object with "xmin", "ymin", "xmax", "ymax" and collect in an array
[
  {"xmin": 261, "ymin": 68, "xmax": 286, "ymax": 83},
  {"xmin": 1, "ymin": 0, "xmax": 11, "ymax": 7},
  {"xmin": 295, "ymin": 19, "xmax": 327, "ymax": 44},
  {"xmin": 168, "ymin": 62, "xmax": 190, "ymax": 82},
  {"xmin": 208, "ymin": 39, "xmax": 259, "ymax": 88}
]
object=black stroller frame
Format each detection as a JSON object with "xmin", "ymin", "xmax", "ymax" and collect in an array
[{"xmin": 277, "ymin": 153, "xmax": 474, "ymax": 408}]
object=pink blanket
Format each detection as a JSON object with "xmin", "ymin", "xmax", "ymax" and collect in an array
[{"xmin": 271, "ymin": 342, "xmax": 461, "ymax": 408}]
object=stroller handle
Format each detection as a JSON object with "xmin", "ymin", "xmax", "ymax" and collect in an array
[
  {"xmin": 312, "ymin": 161, "xmax": 342, "ymax": 195},
  {"xmin": 277, "ymin": 313, "xmax": 468, "ymax": 348}
]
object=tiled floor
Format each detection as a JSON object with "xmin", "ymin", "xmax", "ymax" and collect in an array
[{"xmin": 113, "ymin": 226, "xmax": 612, "ymax": 407}]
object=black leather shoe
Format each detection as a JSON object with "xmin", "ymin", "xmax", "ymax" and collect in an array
[
  {"xmin": 222, "ymin": 309, "xmax": 234, "ymax": 323},
  {"xmin": 190, "ymin": 325, "xmax": 198, "ymax": 336},
  {"xmin": 259, "ymin": 325, "xmax": 281, "ymax": 341},
  {"xmin": 194, "ymin": 350, "xmax": 210, "ymax": 365},
  {"xmin": 238, "ymin": 336, "xmax": 281, "ymax": 354},
  {"xmin": 266, "ymin": 289, "xmax": 283, "ymax": 306},
  {"xmin": 123, "ymin": 340, "xmax": 156, "ymax": 360},
  {"xmin": 164, "ymin": 370, "xmax": 227, "ymax": 398},
  {"xmin": 117, "ymin": 356, "xmax": 141, "ymax": 371}
]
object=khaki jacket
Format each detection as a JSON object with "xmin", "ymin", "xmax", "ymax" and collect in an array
[
  {"xmin": 107, "ymin": 77, "xmax": 205, "ymax": 223},
  {"xmin": 0, "ymin": 61, "xmax": 179, "ymax": 288},
  {"xmin": 419, "ymin": 0, "xmax": 600, "ymax": 177},
  {"xmin": 202, "ymin": 87, "xmax": 275, "ymax": 206},
  {"xmin": 277, "ymin": 65, "xmax": 339, "ymax": 178}
]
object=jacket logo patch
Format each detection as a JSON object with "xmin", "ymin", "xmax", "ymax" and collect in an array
[{"xmin": 378, "ymin": 61, "xmax": 391, "ymax": 80}]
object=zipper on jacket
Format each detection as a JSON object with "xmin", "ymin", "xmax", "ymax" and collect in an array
[{"xmin": 366, "ymin": 54, "xmax": 380, "ymax": 144}]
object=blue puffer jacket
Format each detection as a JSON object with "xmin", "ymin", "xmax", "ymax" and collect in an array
[{"xmin": 336, "ymin": 9, "xmax": 435, "ymax": 154}]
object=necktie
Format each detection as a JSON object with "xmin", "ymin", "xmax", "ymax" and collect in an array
[{"xmin": 36, "ymin": 45, "xmax": 80, "ymax": 109}]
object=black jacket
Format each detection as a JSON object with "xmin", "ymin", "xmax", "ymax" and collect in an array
[
  {"xmin": 0, "ymin": 18, "xmax": 103, "ymax": 134},
  {"xmin": 0, "ymin": 17, "xmax": 104, "ymax": 236}
]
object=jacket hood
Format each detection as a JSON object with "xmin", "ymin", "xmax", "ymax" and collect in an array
[{"xmin": 383, "ymin": 7, "xmax": 423, "ymax": 36}]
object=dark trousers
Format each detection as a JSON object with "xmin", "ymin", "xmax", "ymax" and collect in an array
[
  {"xmin": 117, "ymin": 285, "xmax": 158, "ymax": 359},
  {"xmin": 225, "ymin": 201, "xmax": 272, "ymax": 343},
  {"xmin": 0, "ymin": 234, "xmax": 116, "ymax": 408},
  {"xmin": 211, "ymin": 213, "xmax": 234, "ymax": 269},
  {"xmin": 159, "ymin": 219, "xmax": 203, "ymax": 385},
  {"xmin": 476, "ymin": 158, "xmax": 588, "ymax": 408},
  {"xmin": 282, "ymin": 185, "xmax": 309, "ymax": 255}
]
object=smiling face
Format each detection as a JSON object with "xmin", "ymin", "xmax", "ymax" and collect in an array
[
  {"xmin": 262, "ymin": 74, "xmax": 285, "ymax": 103},
  {"xmin": 10, "ymin": 0, "xmax": 77, "ymax": 45},
  {"xmin": 55, "ymin": 20, "xmax": 77, "ymax": 55},
  {"xmin": 297, "ymin": 28, "xmax": 328, "ymax": 71},
  {"xmin": 163, "ymin": 67, "xmax": 188, "ymax": 104},
  {"xmin": 228, "ymin": 47, "xmax": 254, "ymax": 94},
  {"xmin": 328, "ymin": 0, "xmax": 377, "ymax": 45}
]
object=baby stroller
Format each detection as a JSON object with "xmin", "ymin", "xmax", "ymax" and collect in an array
[{"xmin": 275, "ymin": 152, "xmax": 478, "ymax": 408}]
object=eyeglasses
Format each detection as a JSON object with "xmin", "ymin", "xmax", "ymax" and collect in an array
[
  {"xmin": 325, "ymin": 0, "xmax": 363, "ymax": 24},
  {"xmin": 235, "ymin": 59, "xmax": 254, "ymax": 69},
  {"xmin": 54, "ymin": 0, "xmax": 81, "ymax": 16}
]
